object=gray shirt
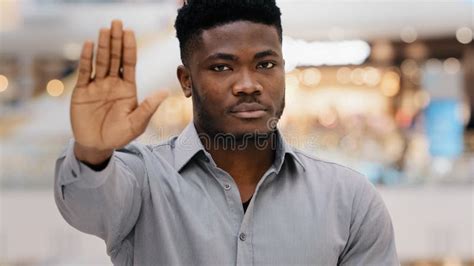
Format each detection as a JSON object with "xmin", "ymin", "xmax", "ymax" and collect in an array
[{"xmin": 54, "ymin": 123, "xmax": 399, "ymax": 266}]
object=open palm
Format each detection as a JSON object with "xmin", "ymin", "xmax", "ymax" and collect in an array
[{"xmin": 71, "ymin": 20, "xmax": 167, "ymax": 151}]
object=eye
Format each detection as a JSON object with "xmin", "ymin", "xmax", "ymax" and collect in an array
[
  {"xmin": 257, "ymin": 62, "xmax": 276, "ymax": 69},
  {"xmin": 211, "ymin": 65, "xmax": 231, "ymax": 72}
]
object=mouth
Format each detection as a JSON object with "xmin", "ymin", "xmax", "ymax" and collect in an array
[{"xmin": 229, "ymin": 103, "xmax": 268, "ymax": 119}]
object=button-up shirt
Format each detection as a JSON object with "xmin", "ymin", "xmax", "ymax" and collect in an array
[{"xmin": 54, "ymin": 123, "xmax": 399, "ymax": 265}]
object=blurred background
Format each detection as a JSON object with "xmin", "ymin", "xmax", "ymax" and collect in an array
[{"xmin": 0, "ymin": 0, "xmax": 473, "ymax": 265}]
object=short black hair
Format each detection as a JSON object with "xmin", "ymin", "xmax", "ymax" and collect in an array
[{"xmin": 174, "ymin": 0, "xmax": 283, "ymax": 65}]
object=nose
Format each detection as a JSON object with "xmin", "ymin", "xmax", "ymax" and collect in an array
[{"xmin": 232, "ymin": 69, "xmax": 263, "ymax": 96}]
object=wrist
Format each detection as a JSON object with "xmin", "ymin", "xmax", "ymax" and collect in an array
[{"xmin": 73, "ymin": 141, "xmax": 114, "ymax": 166}]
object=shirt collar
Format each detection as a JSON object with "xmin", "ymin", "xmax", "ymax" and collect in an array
[
  {"xmin": 174, "ymin": 123, "xmax": 206, "ymax": 171},
  {"xmin": 174, "ymin": 123, "xmax": 306, "ymax": 172},
  {"xmin": 273, "ymin": 130, "xmax": 306, "ymax": 173}
]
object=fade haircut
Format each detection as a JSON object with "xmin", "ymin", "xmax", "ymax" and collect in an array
[{"xmin": 174, "ymin": 0, "xmax": 283, "ymax": 65}]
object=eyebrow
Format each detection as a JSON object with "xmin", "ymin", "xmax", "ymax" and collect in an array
[
  {"xmin": 204, "ymin": 49, "xmax": 280, "ymax": 62},
  {"xmin": 254, "ymin": 49, "xmax": 279, "ymax": 59},
  {"xmin": 205, "ymin": 53, "xmax": 238, "ymax": 62}
]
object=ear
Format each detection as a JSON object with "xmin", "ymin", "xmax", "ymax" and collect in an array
[{"xmin": 177, "ymin": 65, "xmax": 192, "ymax": 98}]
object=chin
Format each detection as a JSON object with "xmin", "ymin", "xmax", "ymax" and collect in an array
[
  {"xmin": 195, "ymin": 114, "xmax": 278, "ymax": 138},
  {"xmin": 224, "ymin": 119, "xmax": 274, "ymax": 136}
]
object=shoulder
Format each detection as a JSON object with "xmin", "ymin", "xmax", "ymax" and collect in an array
[
  {"xmin": 120, "ymin": 136, "xmax": 185, "ymax": 173},
  {"xmin": 109, "ymin": 136, "xmax": 178, "ymax": 172},
  {"xmin": 292, "ymin": 148, "xmax": 389, "ymax": 223},
  {"xmin": 293, "ymin": 148, "xmax": 368, "ymax": 185},
  {"xmin": 121, "ymin": 136, "xmax": 178, "ymax": 157},
  {"xmin": 290, "ymin": 148, "xmax": 379, "ymax": 204}
]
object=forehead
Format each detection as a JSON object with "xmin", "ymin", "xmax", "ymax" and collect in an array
[{"xmin": 192, "ymin": 21, "xmax": 282, "ymax": 62}]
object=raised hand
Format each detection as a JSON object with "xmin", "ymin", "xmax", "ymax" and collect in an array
[{"xmin": 71, "ymin": 20, "xmax": 167, "ymax": 164}]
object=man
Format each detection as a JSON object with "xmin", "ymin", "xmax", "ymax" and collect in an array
[{"xmin": 54, "ymin": 0, "xmax": 399, "ymax": 265}]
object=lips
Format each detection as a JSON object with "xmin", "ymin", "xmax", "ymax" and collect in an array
[
  {"xmin": 229, "ymin": 103, "xmax": 268, "ymax": 119},
  {"xmin": 230, "ymin": 102, "xmax": 267, "ymax": 112}
]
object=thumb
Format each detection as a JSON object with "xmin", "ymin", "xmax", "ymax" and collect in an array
[{"xmin": 129, "ymin": 90, "xmax": 169, "ymax": 134}]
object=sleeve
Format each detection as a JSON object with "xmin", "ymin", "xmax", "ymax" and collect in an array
[
  {"xmin": 53, "ymin": 139, "xmax": 147, "ymax": 257},
  {"xmin": 338, "ymin": 176, "xmax": 400, "ymax": 266}
]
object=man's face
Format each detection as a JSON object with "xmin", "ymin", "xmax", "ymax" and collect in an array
[{"xmin": 182, "ymin": 21, "xmax": 285, "ymax": 137}]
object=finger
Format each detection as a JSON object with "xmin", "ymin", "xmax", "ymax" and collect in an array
[
  {"xmin": 95, "ymin": 28, "xmax": 110, "ymax": 79},
  {"xmin": 109, "ymin": 20, "xmax": 123, "ymax": 77},
  {"xmin": 76, "ymin": 41, "xmax": 94, "ymax": 87},
  {"xmin": 129, "ymin": 91, "xmax": 169, "ymax": 135},
  {"xmin": 122, "ymin": 30, "xmax": 137, "ymax": 84}
]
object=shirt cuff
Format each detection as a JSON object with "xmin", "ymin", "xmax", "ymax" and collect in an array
[{"xmin": 57, "ymin": 139, "xmax": 116, "ymax": 189}]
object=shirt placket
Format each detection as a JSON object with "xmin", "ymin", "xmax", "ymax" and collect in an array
[
  {"xmin": 202, "ymin": 150, "xmax": 279, "ymax": 266},
  {"xmin": 216, "ymin": 166, "xmax": 254, "ymax": 266},
  {"xmin": 225, "ymin": 169, "xmax": 280, "ymax": 266},
  {"xmin": 212, "ymin": 167, "xmax": 245, "ymax": 235},
  {"xmin": 238, "ymin": 168, "xmax": 277, "ymax": 266}
]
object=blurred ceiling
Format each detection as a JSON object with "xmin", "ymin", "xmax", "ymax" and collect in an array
[
  {"xmin": 0, "ymin": 0, "xmax": 472, "ymax": 55},
  {"xmin": 278, "ymin": 0, "xmax": 473, "ymax": 41}
]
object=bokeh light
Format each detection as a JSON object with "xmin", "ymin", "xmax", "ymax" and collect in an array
[
  {"xmin": 350, "ymin": 68, "xmax": 365, "ymax": 85},
  {"xmin": 456, "ymin": 27, "xmax": 473, "ymax": 44},
  {"xmin": 336, "ymin": 67, "xmax": 352, "ymax": 84},
  {"xmin": 363, "ymin": 67, "xmax": 381, "ymax": 86},
  {"xmin": 400, "ymin": 27, "xmax": 418, "ymax": 43},
  {"xmin": 301, "ymin": 68, "xmax": 321, "ymax": 86},
  {"xmin": 0, "ymin": 75, "xmax": 9, "ymax": 92},
  {"xmin": 46, "ymin": 79, "xmax": 64, "ymax": 97},
  {"xmin": 380, "ymin": 71, "xmax": 400, "ymax": 97},
  {"xmin": 443, "ymin": 57, "xmax": 461, "ymax": 74},
  {"xmin": 401, "ymin": 59, "xmax": 419, "ymax": 76}
]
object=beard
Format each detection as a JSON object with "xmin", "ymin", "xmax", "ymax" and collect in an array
[{"xmin": 191, "ymin": 82, "xmax": 285, "ymax": 142}]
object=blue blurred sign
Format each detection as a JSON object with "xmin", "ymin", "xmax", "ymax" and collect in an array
[{"xmin": 424, "ymin": 99, "xmax": 464, "ymax": 158}]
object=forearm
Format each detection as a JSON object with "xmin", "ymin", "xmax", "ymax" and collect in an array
[{"xmin": 54, "ymin": 140, "xmax": 145, "ymax": 247}]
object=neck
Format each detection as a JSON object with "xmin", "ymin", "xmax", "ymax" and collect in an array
[{"xmin": 197, "ymin": 127, "xmax": 277, "ymax": 186}]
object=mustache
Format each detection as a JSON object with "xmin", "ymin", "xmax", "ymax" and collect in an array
[
  {"xmin": 228, "ymin": 96, "xmax": 268, "ymax": 113},
  {"xmin": 230, "ymin": 95, "xmax": 261, "ymax": 106}
]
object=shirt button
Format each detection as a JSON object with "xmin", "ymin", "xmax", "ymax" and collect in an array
[
  {"xmin": 239, "ymin": 233, "xmax": 247, "ymax": 241},
  {"xmin": 224, "ymin": 184, "xmax": 231, "ymax": 191}
]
